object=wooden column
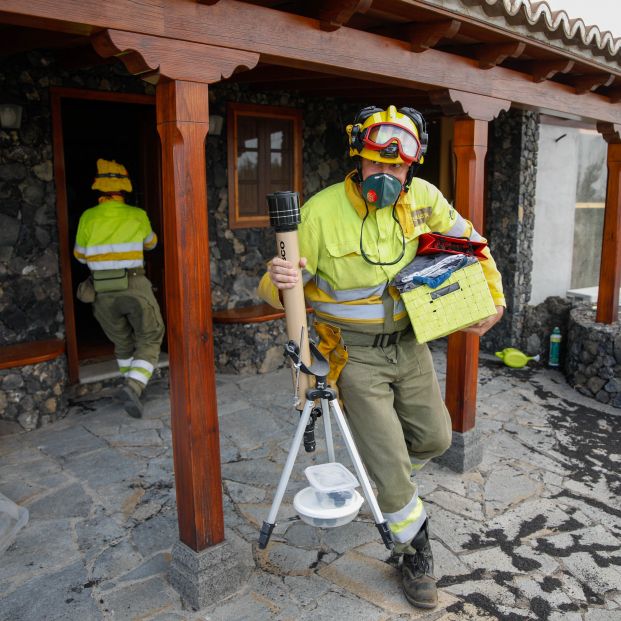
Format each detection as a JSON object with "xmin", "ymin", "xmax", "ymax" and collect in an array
[
  {"xmin": 430, "ymin": 90, "xmax": 510, "ymax": 435},
  {"xmin": 595, "ymin": 123, "xmax": 621, "ymax": 323},
  {"xmin": 445, "ymin": 119, "xmax": 488, "ymax": 432},
  {"xmin": 156, "ymin": 79, "xmax": 224, "ymax": 550}
]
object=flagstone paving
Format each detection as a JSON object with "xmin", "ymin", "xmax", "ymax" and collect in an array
[{"xmin": 0, "ymin": 346, "xmax": 620, "ymax": 620}]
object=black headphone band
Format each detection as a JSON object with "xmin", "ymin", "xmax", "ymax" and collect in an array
[{"xmin": 350, "ymin": 106, "xmax": 383, "ymax": 152}]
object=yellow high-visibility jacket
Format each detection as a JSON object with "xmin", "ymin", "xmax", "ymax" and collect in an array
[
  {"xmin": 258, "ymin": 172, "xmax": 505, "ymax": 333},
  {"xmin": 74, "ymin": 199, "xmax": 157, "ymax": 271}
]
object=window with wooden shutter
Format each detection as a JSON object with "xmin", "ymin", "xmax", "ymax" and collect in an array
[{"xmin": 227, "ymin": 103, "xmax": 303, "ymax": 229}]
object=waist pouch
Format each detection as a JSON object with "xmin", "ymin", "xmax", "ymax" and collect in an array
[
  {"xmin": 315, "ymin": 322, "xmax": 349, "ymax": 388},
  {"xmin": 92, "ymin": 268, "xmax": 129, "ymax": 293}
]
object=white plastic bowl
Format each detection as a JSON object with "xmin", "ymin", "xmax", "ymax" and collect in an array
[{"xmin": 293, "ymin": 486, "xmax": 364, "ymax": 528}]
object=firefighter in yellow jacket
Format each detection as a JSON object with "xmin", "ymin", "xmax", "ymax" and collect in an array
[
  {"xmin": 74, "ymin": 159, "xmax": 165, "ymax": 419},
  {"xmin": 258, "ymin": 106, "xmax": 505, "ymax": 609}
]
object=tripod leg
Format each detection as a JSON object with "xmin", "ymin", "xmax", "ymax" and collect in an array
[
  {"xmin": 328, "ymin": 398, "xmax": 394, "ymax": 550},
  {"xmin": 258, "ymin": 399, "xmax": 315, "ymax": 549},
  {"xmin": 320, "ymin": 398, "xmax": 335, "ymax": 462}
]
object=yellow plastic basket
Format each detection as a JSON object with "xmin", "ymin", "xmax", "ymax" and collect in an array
[{"xmin": 400, "ymin": 261, "xmax": 497, "ymax": 343}]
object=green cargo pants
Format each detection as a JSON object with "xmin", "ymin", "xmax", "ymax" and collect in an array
[
  {"xmin": 337, "ymin": 328, "xmax": 451, "ymax": 551},
  {"xmin": 92, "ymin": 271, "xmax": 165, "ymax": 394}
]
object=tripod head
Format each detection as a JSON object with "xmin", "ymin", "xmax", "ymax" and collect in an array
[
  {"xmin": 284, "ymin": 339, "xmax": 334, "ymax": 453},
  {"xmin": 283, "ymin": 339, "xmax": 330, "ymax": 381}
]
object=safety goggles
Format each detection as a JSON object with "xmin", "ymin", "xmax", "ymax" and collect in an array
[{"xmin": 361, "ymin": 123, "xmax": 422, "ymax": 162}]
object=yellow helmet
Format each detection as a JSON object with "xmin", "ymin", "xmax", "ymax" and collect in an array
[
  {"xmin": 91, "ymin": 159, "xmax": 133, "ymax": 193},
  {"xmin": 346, "ymin": 105, "xmax": 427, "ymax": 164}
]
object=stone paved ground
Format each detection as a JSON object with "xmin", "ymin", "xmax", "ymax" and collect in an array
[{"xmin": 0, "ymin": 347, "xmax": 620, "ymax": 621}]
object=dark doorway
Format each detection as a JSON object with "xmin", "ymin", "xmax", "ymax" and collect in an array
[{"xmin": 59, "ymin": 95, "xmax": 165, "ymax": 363}]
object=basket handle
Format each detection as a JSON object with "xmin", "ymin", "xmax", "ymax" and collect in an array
[{"xmin": 430, "ymin": 282, "xmax": 461, "ymax": 300}]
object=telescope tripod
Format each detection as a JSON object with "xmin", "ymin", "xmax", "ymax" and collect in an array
[{"xmin": 258, "ymin": 340, "xmax": 394, "ymax": 551}]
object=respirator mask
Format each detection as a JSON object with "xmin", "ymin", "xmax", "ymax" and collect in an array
[{"xmin": 360, "ymin": 173, "xmax": 403, "ymax": 209}]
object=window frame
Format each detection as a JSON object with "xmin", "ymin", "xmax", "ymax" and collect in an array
[{"xmin": 227, "ymin": 102, "xmax": 303, "ymax": 229}]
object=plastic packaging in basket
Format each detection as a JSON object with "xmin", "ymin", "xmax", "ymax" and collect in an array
[{"xmin": 400, "ymin": 260, "xmax": 496, "ymax": 343}]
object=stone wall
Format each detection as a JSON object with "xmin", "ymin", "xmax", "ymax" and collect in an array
[
  {"xmin": 566, "ymin": 307, "xmax": 621, "ymax": 408},
  {"xmin": 520, "ymin": 295, "xmax": 572, "ymax": 363},
  {"xmin": 0, "ymin": 357, "xmax": 68, "ymax": 429},
  {"xmin": 484, "ymin": 109, "xmax": 540, "ymax": 353}
]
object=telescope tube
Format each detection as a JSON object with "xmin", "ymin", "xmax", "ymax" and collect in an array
[{"xmin": 266, "ymin": 191, "xmax": 312, "ymax": 408}]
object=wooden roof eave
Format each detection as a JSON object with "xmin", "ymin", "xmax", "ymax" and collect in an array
[
  {"xmin": 1, "ymin": 0, "xmax": 621, "ymax": 124},
  {"xmin": 386, "ymin": 0, "xmax": 621, "ymax": 73}
]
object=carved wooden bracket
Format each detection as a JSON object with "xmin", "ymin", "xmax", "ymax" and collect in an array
[
  {"xmin": 475, "ymin": 42, "xmax": 525, "ymax": 70},
  {"xmin": 530, "ymin": 59, "xmax": 574, "ymax": 83},
  {"xmin": 596, "ymin": 121, "xmax": 621, "ymax": 144},
  {"xmin": 90, "ymin": 29, "xmax": 259, "ymax": 84},
  {"xmin": 572, "ymin": 73, "xmax": 615, "ymax": 94},
  {"xmin": 430, "ymin": 89, "xmax": 510, "ymax": 122},
  {"xmin": 406, "ymin": 19, "xmax": 460, "ymax": 53},
  {"xmin": 317, "ymin": 0, "xmax": 372, "ymax": 32}
]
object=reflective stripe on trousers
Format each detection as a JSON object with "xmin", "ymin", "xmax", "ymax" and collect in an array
[{"xmin": 384, "ymin": 492, "xmax": 427, "ymax": 543}]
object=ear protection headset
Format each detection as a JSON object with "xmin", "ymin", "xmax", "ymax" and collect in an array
[{"xmin": 349, "ymin": 105, "xmax": 384, "ymax": 155}]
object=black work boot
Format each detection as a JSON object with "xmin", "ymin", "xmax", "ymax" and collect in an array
[
  {"xmin": 401, "ymin": 520, "xmax": 437, "ymax": 609},
  {"xmin": 117, "ymin": 385, "xmax": 144, "ymax": 419}
]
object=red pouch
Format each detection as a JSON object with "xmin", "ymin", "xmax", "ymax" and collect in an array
[{"xmin": 416, "ymin": 232, "xmax": 488, "ymax": 259}]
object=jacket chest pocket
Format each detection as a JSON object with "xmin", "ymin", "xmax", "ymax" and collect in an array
[{"xmin": 321, "ymin": 239, "xmax": 367, "ymax": 289}]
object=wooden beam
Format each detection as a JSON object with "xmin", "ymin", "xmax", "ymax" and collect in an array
[
  {"xmin": 317, "ymin": 0, "xmax": 372, "ymax": 32},
  {"xmin": 2, "ymin": 0, "xmax": 621, "ymax": 124},
  {"xmin": 445, "ymin": 118, "xmax": 488, "ymax": 433},
  {"xmin": 405, "ymin": 19, "xmax": 460, "ymax": 53},
  {"xmin": 475, "ymin": 42, "xmax": 525, "ymax": 70},
  {"xmin": 530, "ymin": 59, "xmax": 574, "ymax": 83},
  {"xmin": 572, "ymin": 73, "xmax": 615, "ymax": 94},
  {"xmin": 595, "ymin": 122, "xmax": 621, "ymax": 324},
  {"xmin": 156, "ymin": 79, "xmax": 224, "ymax": 551}
]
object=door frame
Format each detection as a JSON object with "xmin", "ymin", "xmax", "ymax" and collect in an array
[{"xmin": 51, "ymin": 87, "xmax": 156, "ymax": 383}]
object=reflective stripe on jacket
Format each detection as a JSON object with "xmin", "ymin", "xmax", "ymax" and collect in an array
[
  {"xmin": 257, "ymin": 172, "xmax": 505, "ymax": 329},
  {"xmin": 74, "ymin": 199, "xmax": 157, "ymax": 271}
]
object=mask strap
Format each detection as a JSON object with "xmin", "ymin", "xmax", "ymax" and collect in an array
[{"xmin": 359, "ymin": 197, "xmax": 406, "ymax": 266}]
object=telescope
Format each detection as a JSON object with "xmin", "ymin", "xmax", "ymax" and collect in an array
[
  {"xmin": 259, "ymin": 191, "xmax": 394, "ymax": 552},
  {"xmin": 266, "ymin": 191, "xmax": 312, "ymax": 410}
]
